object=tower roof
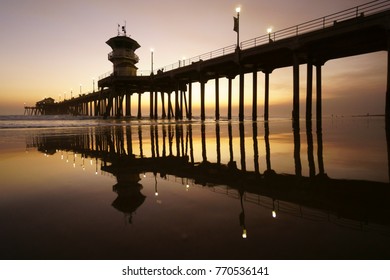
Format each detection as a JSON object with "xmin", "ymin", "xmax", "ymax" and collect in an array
[{"xmin": 106, "ymin": 36, "xmax": 141, "ymax": 51}]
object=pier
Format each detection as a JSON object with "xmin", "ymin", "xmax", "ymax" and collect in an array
[{"xmin": 25, "ymin": 1, "xmax": 390, "ymax": 121}]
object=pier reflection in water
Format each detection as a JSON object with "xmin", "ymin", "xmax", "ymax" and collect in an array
[{"xmin": 3, "ymin": 118, "xmax": 390, "ymax": 259}]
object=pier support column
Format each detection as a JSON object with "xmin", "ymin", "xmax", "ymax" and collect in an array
[
  {"xmin": 117, "ymin": 95, "xmax": 124, "ymax": 118},
  {"xmin": 239, "ymin": 71, "xmax": 245, "ymax": 121},
  {"xmin": 180, "ymin": 90, "xmax": 183, "ymax": 119},
  {"xmin": 93, "ymin": 101, "xmax": 98, "ymax": 116},
  {"xmin": 293, "ymin": 54, "xmax": 300, "ymax": 127},
  {"xmin": 316, "ymin": 64, "xmax": 323, "ymax": 130},
  {"xmin": 168, "ymin": 92, "xmax": 173, "ymax": 119},
  {"xmin": 252, "ymin": 70, "xmax": 258, "ymax": 121},
  {"xmin": 264, "ymin": 71, "xmax": 270, "ymax": 121},
  {"xmin": 161, "ymin": 92, "xmax": 166, "ymax": 119},
  {"xmin": 200, "ymin": 79, "xmax": 206, "ymax": 121},
  {"xmin": 188, "ymin": 82, "xmax": 192, "ymax": 120},
  {"xmin": 183, "ymin": 90, "xmax": 189, "ymax": 119},
  {"xmin": 175, "ymin": 88, "xmax": 180, "ymax": 120},
  {"xmin": 125, "ymin": 93, "xmax": 131, "ymax": 117},
  {"xmin": 150, "ymin": 91, "xmax": 154, "ymax": 118},
  {"xmin": 137, "ymin": 93, "xmax": 142, "ymax": 119},
  {"xmin": 215, "ymin": 77, "xmax": 220, "ymax": 120},
  {"xmin": 227, "ymin": 78, "xmax": 233, "ymax": 120},
  {"xmin": 154, "ymin": 90, "xmax": 158, "ymax": 119},
  {"xmin": 306, "ymin": 62, "xmax": 313, "ymax": 121}
]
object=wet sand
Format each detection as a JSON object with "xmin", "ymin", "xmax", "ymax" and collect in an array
[{"xmin": 0, "ymin": 118, "xmax": 389, "ymax": 259}]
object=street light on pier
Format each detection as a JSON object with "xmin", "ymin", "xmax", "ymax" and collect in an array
[
  {"xmin": 150, "ymin": 48, "xmax": 154, "ymax": 75},
  {"xmin": 267, "ymin": 27, "xmax": 273, "ymax": 42},
  {"xmin": 234, "ymin": 6, "xmax": 241, "ymax": 50}
]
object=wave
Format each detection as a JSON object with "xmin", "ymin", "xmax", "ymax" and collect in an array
[
  {"xmin": 0, "ymin": 115, "xmax": 105, "ymax": 129},
  {"xmin": 0, "ymin": 115, "xmax": 201, "ymax": 129},
  {"xmin": 0, "ymin": 114, "xmax": 289, "ymax": 129}
]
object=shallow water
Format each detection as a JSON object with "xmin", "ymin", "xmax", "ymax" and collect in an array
[{"xmin": 0, "ymin": 116, "xmax": 389, "ymax": 259}]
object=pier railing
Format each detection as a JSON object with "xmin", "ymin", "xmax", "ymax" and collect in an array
[
  {"xmin": 98, "ymin": 0, "xmax": 390, "ymax": 79},
  {"xmin": 241, "ymin": 0, "xmax": 390, "ymax": 49},
  {"xmin": 159, "ymin": 0, "xmax": 390, "ymax": 74}
]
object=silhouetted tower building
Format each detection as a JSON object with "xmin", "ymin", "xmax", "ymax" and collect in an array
[{"xmin": 106, "ymin": 26, "xmax": 140, "ymax": 76}]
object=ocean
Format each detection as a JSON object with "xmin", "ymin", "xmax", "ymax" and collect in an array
[{"xmin": 0, "ymin": 115, "xmax": 389, "ymax": 259}]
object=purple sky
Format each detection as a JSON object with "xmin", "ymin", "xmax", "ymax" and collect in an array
[{"xmin": 0, "ymin": 0, "xmax": 386, "ymax": 116}]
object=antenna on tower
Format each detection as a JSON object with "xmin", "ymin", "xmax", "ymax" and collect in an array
[
  {"xmin": 117, "ymin": 24, "xmax": 120, "ymax": 36},
  {"xmin": 121, "ymin": 20, "xmax": 127, "ymax": 36}
]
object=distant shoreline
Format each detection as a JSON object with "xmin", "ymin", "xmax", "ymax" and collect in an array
[{"xmin": 351, "ymin": 114, "xmax": 385, "ymax": 118}]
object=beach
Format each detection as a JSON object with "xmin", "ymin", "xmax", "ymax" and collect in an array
[{"xmin": 0, "ymin": 116, "xmax": 389, "ymax": 259}]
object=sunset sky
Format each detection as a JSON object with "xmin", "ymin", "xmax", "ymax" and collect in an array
[{"xmin": 0, "ymin": 0, "xmax": 387, "ymax": 117}]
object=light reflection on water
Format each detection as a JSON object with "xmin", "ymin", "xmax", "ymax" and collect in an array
[{"xmin": 0, "ymin": 117, "xmax": 389, "ymax": 259}]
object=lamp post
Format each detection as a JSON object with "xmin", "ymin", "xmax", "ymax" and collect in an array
[
  {"xmin": 267, "ymin": 27, "xmax": 273, "ymax": 42},
  {"xmin": 235, "ymin": 7, "xmax": 241, "ymax": 50},
  {"xmin": 151, "ymin": 48, "xmax": 154, "ymax": 75}
]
